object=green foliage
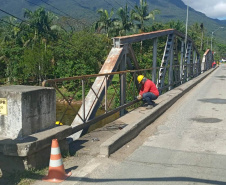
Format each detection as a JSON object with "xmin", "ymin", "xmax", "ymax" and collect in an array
[
  {"xmin": 116, "ymin": 4, "xmax": 135, "ymax": 36},
  {"xmin": 22, "ymin": 43, "xmax": 54, "ymax": 83},
  {"xmin": 0, "ymin": 1, "xmax": 223, "ymax": 89},
  {"xmin": 214, "ymin": 43, "xmax": 226, "ymax": 61},
  {"xmin": 94, "ymin": 8, "xmax": 116, "ymax": 37},
  {"xmin": 131, "ymin": 0, "xmax": 160, "ymax": 32},
  {"xmin": 53, "ymin": 30, "xmax": 110, "ymax": 78}
]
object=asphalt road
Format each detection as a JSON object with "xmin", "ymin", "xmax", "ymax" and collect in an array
[{"xmin": 73, "ymin": 64, "xmax": 226, "ymax": 185}]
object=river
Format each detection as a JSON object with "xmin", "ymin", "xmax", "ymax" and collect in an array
[{"xmin": 56, "ymin": 102, "xmax": 119, "ymax": 132}]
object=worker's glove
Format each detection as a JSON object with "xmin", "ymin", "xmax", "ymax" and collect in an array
[{"xmin": 137, "ymin": 94, "xmax": 142, "ymax": 100}]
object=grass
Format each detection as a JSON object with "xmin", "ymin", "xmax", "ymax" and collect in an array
[
  {"xmin": 1, "ymin": 168, "xmax": 48, "ymax": 185},
  {"xmin": 0, "ymin": 153, "xmax": 72, "ymax": 185}
]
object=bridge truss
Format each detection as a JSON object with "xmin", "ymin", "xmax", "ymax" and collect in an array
[{"xmin": 43, "ymin": 29, "xmax": 214, "ymax": 140}]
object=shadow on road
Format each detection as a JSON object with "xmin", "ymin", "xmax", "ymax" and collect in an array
[
  {"xmin": 65, "ymin": 176, "xmax": 226, "ymax": 184},
  {"xmin": 198, "ymin": 98, "xmax": 226, "ymax": 104}
]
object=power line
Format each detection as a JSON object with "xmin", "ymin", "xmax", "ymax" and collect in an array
[
  {"xmin": 126, "ymin": 0, "xmax": 136, "ymax": 8},
  {"xmin": 24, "ymin": 0, "xmax": 91, "ymax": 33},
  {"xmin": 0, "ymin": 8, "xmax": 28, "ymax": 24},
  {"xmin": 0, "ymin": 10, "xmax": 79, "ymax": 50},
  {"xmin": 103, "ymin": 0, "xmax": 118, "ymax": 10},
  {"xmin": 40, "ymin": 0, "xmax": 72, "ymax": 18},
  {"xmin": 24, "ymin": 0, "xmax": 65, "ymax": 17},
  {"xmin": 112, "ymin": 0, "xmax": 123, "ymax": 7},
  {"xmin": 0, "ymin": 18, "xmax": 21, "ymax": 28},
  {"xmin": 39, "ymin": 0, "xmax": 87, "ymax": 26},
  {"xmin": 1, "ymin": 18, "xmax": 80, "ymax": 59}
]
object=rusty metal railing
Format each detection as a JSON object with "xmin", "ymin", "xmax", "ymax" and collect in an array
[
  {"xmin": 43, "ymin": 68, "xmax": 157, "ymax": 127},
  {"xmin": 42, "ymin": 62, "xmax": 205, "ymax": 133}
]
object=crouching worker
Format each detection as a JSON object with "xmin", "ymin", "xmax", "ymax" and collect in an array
[{"xmin": 137, "ymin": 75, "xmax": 159, "ymax": 109}]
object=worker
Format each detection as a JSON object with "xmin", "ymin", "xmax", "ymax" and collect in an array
[
  {"xmin": 137, "ymin": 75, "xmax": 159, "ymax": 109},
  {"xmin": 212, "ymin": 61, "xmax": 216, "ymax": 68}
]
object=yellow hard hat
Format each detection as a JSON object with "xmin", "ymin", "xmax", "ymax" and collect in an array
[{"xmin": 137, "ymin": 75, "xmax": 144, "ymax": 83}]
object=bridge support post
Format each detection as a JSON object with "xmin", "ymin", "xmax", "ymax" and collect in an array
[
  {"xmin": 169, "ymin": 37, "xmax": 174, "ymax": 90},
  {"xmin": 152, "ymin": 38, "xmax": 158, "ymax": 84},
  {"xmin": 120, "ymin": 54, "xmax": 127, "ymax": 116},
  {"xmin": 180, "ymin": 41, "xmax": 185, "ymax": 83},
  {"xmin": 193, "ymin": 50, "xmax": 197, "ymax": 77}
]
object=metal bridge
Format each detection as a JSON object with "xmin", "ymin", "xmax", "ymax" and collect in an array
[{"xmin": 43, "ymin": 29, "xmax": 214, "ymax": 141}]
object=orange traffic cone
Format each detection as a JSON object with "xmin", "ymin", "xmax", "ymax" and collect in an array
[{"xmin": 43, "ymin": 139, "xmax": 72, "ymax": 183}]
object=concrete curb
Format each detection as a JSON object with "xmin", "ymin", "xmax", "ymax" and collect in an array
[
  {"xmin": 0, "ymin": 125, "xmax": 72, "ymax": 156},
  {"xmin": 100, "ymin": 68, "xmax": 218, "ymax": 157}
]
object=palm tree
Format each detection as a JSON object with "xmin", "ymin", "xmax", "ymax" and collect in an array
[
  {"xmin": 23, "ymin": 8, "xmax": 60, "ymax": 84},
  {"xmin": 131, "ymin": 0, "xmax": 160, "ymax": 33},
  {"xmin": 0, "ymin": 17, "xmax": 22, "ymax": 83},
  {"xmin": 23, "ymin": 7, "xmax": 59, "ymax": 46},
  {"xmin": 116, "ymin": 4, "xmax": 134, "ymax": 36},
  {"xmin": 166, "ymin": 20, "xmax": 185, "ymax": 33},
  {"xmin": 131, "ymin": 0, "xmax": 160, "ymax": 58},
  {"xmin": 94, "ymin": 8, "xmax": 116, "ymax": 37},
  {"xmin": 0, "ymin": 17, "xmax": 21, "ymax": 44}
]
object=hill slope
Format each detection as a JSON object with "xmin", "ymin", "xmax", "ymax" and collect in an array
[{"xmin": 1, "ymin": 0, "xmax": 226, "ymax": 43}]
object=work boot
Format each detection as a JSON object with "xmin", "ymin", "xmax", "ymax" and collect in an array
[
  {"xmin": 146, "ymin": 105, "xmax": 154, "ymax": 109},
  {"xmin": 141, "ymin": 102, "xmax": 148, "ymax": 107}
]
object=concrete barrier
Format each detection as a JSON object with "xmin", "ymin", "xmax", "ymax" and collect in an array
[
  {"xmin": 0, "ymin": 125, "xmax": 72, "ymax": 172},
  {"xmin": 0, "ymin": 85, "xmax": 69, "ymax": 172},
  {"xmin": 0, "ymin": 85, "xmax": 56, "ymax": 139},
  {"xmin": 100, "ymin": 67, "xmax": 218, "ymax": 157}
]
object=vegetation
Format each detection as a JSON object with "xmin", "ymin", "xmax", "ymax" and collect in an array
[
  {"xmin": 1, "ymin": 1, "xmax": 225, "ymax": 87},
  {"xmin": 0, "ymin": 7, "xmax": 111, "ymax": 85}
]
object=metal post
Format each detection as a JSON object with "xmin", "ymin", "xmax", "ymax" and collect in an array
[
  {"xmin": 211, "ymin": 27, "xmax": 224, "ymax": 51},
  {"xmin": 133, "ymin": 72, "xmax": 136, "ymax": 99},
  {"xmin": 105, "ymin": 75, "xmax": 108, "ymax": 113},
  {"xmin": 185, "ymin": 5, "xmax": 189, "ymax": 50},
  {"xmin": 197, "ymin": 54, "xmax": 200, "ymax": 75},
  {"xmin": 82, "ymin": 79, "xmax": 85, "ymax": 122},
  {"xmin": 152, "ymin": 38, "xmax": 158, "ymax": 84},
  {"xmin": 193, "ymin": 50, "xmax": 196, "ymax": 77},
  {"xmin": 180, "ymin": 41, "xmax": 184, "ymax": 83},
  {"xmin": 211, "ymin": 32, "xmax": 213, "ymax": 51},
  {"xmin": 120, "ymin": 55, "xmax": 126, "ymax": 116},
  {"xmin": 169, "ymin": 37, "xmax": 174, "ymax": 90}
]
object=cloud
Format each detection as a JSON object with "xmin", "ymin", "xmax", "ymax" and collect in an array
[{"xmin": 182, "ymin": 0, "xmax": 226, "ymax": 19}]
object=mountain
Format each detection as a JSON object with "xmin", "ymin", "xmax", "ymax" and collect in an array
[{"xmin": 1, "ymin": 0, "xmax": 226, "ymax": 43}]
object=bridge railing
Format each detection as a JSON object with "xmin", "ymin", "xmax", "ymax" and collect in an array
[{"xmin": 43, "ymin": 62, "xmax": 204, "ymax": 133}]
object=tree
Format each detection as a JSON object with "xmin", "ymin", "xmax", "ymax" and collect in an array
[
  {"xmin": 131, "ymin": 0, "xmax": 160, "ymax": 33},
  {"xmin": 0, "ymin": 17, "xmax": 24, "ymax": 83},
  {"xmin": 116, "ymin": 4, "xmax": 134, "ymax": 36},
  {"xmin": 23, "ymin": 7, "xmax": 59, "ymax": 44},
  {"xmin": 165, "ymin": 20, "xmax": 185, "ymax": 33},
  {"xmin": 188, "ymin": 23, "xmax": 203, "ymax": 52},
  {"xmin": 94, "ymin": 8, "xmax": 117, "ymax": 37},
  {"xmin": 52, "ymin": 30, "xmax": 110, "ymax": 91},
  {"xmin": 23, "ymin": 8, "xmax": 60, "ymax": 84}
]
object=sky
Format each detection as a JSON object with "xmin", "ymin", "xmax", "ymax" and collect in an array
[{"xmin": 182, "ymin": 0, "xmax": 226, "ymax": 20}]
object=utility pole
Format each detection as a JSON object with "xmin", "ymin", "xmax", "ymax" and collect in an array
[
  {"xmin": 200, "ymin": 23, "xmax": 204, "ymax": 51},
  {"xmin": 211, "ymin": 27, "xmax": 224, "ymax": 51}
]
